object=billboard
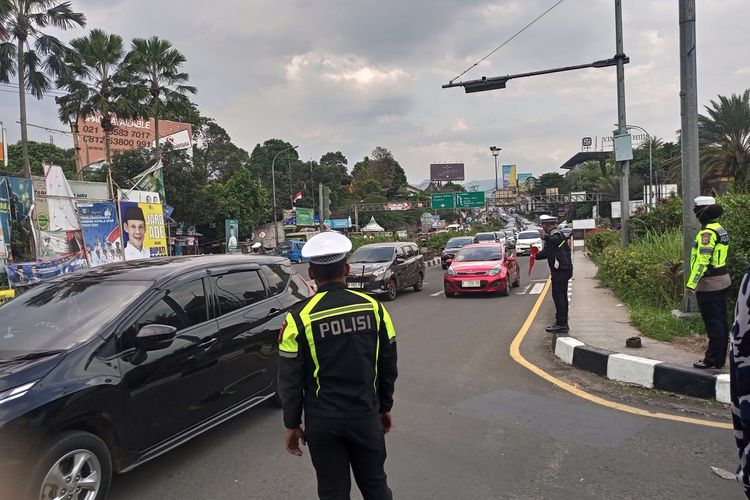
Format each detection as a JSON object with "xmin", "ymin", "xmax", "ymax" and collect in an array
[
  {"xmin": 295, "ymin": 207, "xmax": 315, "ymax": 226},
  {"xmin": 517, "ymin": 173, "xmax": 533, "ymax": 186},
  {"xmin": 119, "ymin": 201, "xmax": 168, "ymax": 260},
  {"xmin": 226, "ymin": 219, "xmax": 239, "ymax": 254},
  {"xmin": 5, "ymin": 252, "xmax": 87, "ymax": 288},
  {"xmin": 76, "ymin": 115, "xmax": 193, "ymax": 168},
  {"xmin": 78, "ymin": 202, "xmax": 123, "ymax": 266},
  {"xmin": 430, "ymin": 163, "xmax": 465, "ymax": 182},
  {"xmin": 32, "ymin": 176, "xmax": 109, "ymax": 231},
  {"xmin": 502, "ymin": 165, "xmax": 517, "ymax": 188}
]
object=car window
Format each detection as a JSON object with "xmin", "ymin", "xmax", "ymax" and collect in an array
[
  {"xmin": 120, "ymin": 279, "xmax": 208, "ymax": 348},
  {"xmin": 263, "ymin": 264, "xmax": 290, "ymax": 296},
  {"xmin": 214, "ymin": 270, "xmax": 267, "ymax": 315},
  {"xmin": 410, "ymin": 244, "xmax": 419, "ymax": 256},
  {"xmin": 289, "ymin": 274, "xmax": 313, "ymax": 301}
]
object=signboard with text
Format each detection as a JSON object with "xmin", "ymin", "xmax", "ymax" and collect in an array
[
  {"xmin": 430, "ymin": 163, "xmax": 465, "ymax": 182},
  {"xmin": 430, "ymin": 192, "xmax": 455, "ymax": 209},
  {"xmin": 456, "ymin": 191, "xmax": 485, "ymax": 208},
  {"xmin": 296, "ymin": 207, "xmax": 315, "ymax": 226}
]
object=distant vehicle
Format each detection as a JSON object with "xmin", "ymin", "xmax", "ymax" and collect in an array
[
  {"xmin": 441, "ymin": 236, "xmax": 478, "ymax": 269},
  {"xmin": 346, "ymin": 242, "xmax": 425, "ymax": 301},
  {"xmin": 0, "ymin": 255, "xmax": 313, "ymax": 500},
  {"xmin": 443, "ymin": 243, "xmax": 520, "ymax": 297},
  {"xmin": 503, "ymin": 229, "xmax": 517, "ymax": 248},
  {"xmin": 516, "ymin": 230, "xmax": 545, "ymax": 255},
  {"xmin": 475, "ymin": 232, "xmax": 499, "ymax": 243},
  {"xmin": 445, "ymin": 223, "xmax": 462, "ymax": 232},
  {"xmin": 278, "ymin": 239, "xmax": 307, "ymax": 263}
]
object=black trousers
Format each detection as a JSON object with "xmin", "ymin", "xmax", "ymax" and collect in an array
[
  {"xmin": 305, "ymin": 414, "xmax": 393, "ymax": 500},
  {"xmin": 551, "ymin": 268, "xmax": 573, "ymax": 326},
  {"xmin": 695, "ymin": 288, "xmax": 729, "ymax": 367}
]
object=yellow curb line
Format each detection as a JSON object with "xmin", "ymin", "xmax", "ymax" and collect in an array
[{"xmin": 510, "ymin": 277, "xmax": 732, "ymax": 430}]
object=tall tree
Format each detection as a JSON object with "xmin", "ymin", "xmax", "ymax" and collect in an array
[
  {"xmin": 127, "ymin": 36, "xmax": 196, "ymax": 161},
  {"xmin": 221, "ymin": 166, "xmax": 270, "ymax": 234},
  {"xmin": 57, "ymin": 29, "xmax": 147, "ymax": 196},
  {"xmin": 0, "ymin": 0, "xmax": 86, "ymax": 178},
  {"xmin": 698, "ymin": 89, "xmax": 750, "ymax": 189},
  {"xmin": 194, "ymin": 117, "xmax": 250, "ymax": 181}
]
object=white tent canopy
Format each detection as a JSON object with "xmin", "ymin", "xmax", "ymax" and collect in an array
[{"xmin": 361, "ymin": 216, "xmax": 385, "ymax": 232}]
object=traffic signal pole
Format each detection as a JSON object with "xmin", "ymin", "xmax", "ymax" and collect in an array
[{"xmin": 614, "ymin": 0, "xmax": 630, "ymax": 247}]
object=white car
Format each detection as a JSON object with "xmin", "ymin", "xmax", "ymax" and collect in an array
[{"xmin": 516, "ymin": 230, "xmax": 544, "ymax": 255}]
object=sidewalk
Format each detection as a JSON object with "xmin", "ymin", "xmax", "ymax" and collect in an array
[{"xmin": 551, "ymin": 249, "xmax": 731, "ymax": 403}]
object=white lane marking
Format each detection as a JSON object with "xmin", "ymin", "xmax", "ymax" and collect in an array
[
  {"xmin": 517, "ymin": 284, "xmax": 531, "ymax": 295},
  {"xmin": 529, "ymin": 283, "xmax": 545, "ymax": 295},
  {"xmin": 430, "ymin": 291, "xmax": 443, "ymax": 297},
  {"xmin": 532, "ymin": 279, "xmax": 548, "ymax": 282}
]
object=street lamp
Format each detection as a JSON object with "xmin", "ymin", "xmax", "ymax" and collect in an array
[
  {"xmin": 490, "ymin": 146, "xmax": 501, "ymax": 219},
  {"xmin": 272, "ymin": 145, "xmax": 299, "ymax": 248}
]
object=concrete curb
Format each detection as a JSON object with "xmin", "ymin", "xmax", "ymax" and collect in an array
[{"xmin": 551, "ymin": 331, "xmax": 729, "ymax": 404}]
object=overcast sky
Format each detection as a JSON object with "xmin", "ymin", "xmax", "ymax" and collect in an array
[{"xmin": 2, "ymin": 0, "xmax": 748, "ymax": 184}]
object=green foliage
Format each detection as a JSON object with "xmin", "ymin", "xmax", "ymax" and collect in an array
[
  {"xmin": 627, "ymin": 299, "xmax": 703, "ymax": 342},
  {"xmin": 4, "ymin": 141, "xmax": 76, "ymax": 178},
  {"xmin": 220, "ymin": 167, "xmax": 270, "ymax": 235},
  {"xmin": 718, "ymin": 193, "xmax": 750, "ymax": 302},
  {"xmin": 586, "ymin": 230, "xmax": 620, "ymax": 256},
  {"xmin": 628, "ymin": 194, "xmax": 682, "ymax": 238},
  {"xmin": 349, "ymin": 235, "xmax": 402, "ymax": 252}
]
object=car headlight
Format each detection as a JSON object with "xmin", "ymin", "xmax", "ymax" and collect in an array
[
  {"xmin": 447, "ymin": 267, "xmax": 457, "ymax": 277},
  {"xmin": 488, "ymin": 265, "xmax": 503, "ymax": 276},
  {"xmin": 0, "ymin": 381, "xmax": 37, "ymax": 406},
  {"xmin": 373, "ymin": 266, "xmax": 387, "ymax": 277}
]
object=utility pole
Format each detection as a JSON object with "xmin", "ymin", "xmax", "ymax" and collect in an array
[
  {"xmin": 614, "ymin": 0, "xmax": 630, "ymax": 247},
  {"xmin": 680, "ymin": 0, "xmax": 700, "ymax": 312}
]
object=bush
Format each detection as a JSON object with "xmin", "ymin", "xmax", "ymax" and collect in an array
[
  {"xmin": 628, "ymin": 194, "xmax": 682, "ymax": 239},
  {"xmin": 718, "ymin": 193, "xmax": 750, "ymax": 304},
  {"xmin": 586, "ymin": 230, "xmax": 620, "ymax": 258}
]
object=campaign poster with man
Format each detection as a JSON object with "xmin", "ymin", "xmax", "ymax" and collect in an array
[
  {"xmin": 226, "ymin": 219, "xmax": 238, "ymax": 254},
  {"xmin": 5, "ymin": 252, "xmax": 88, "ymax": 288},
  {"xmin": 78, "ymin": 202, "xmax": 123, "ymax": 266},
  {"xmin": 119, "ymin": 201, "xmax": 168, "ymax": 260}
]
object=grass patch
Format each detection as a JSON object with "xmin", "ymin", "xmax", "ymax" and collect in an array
[{"xmin": 626, "ymin": 298, "xmax": 704, "ymax": 342}]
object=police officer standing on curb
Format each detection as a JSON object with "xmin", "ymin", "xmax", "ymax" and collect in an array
[
  {"xmin": 536, "ymin": 214, "xmax": 573, "ymax": 334},
  {"xmin": 687, "ymin": 196, "xmax": 731, "ymax": 369},
  {"xmin": 278, "ymin": 231, "xmax": 397, "ymax": 500}
]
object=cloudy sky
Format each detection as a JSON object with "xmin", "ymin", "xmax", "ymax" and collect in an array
[{"xmin": 2, "ymin": 0, "xmax": 748, "ymax": 185}]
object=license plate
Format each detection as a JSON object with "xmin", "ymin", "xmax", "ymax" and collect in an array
[
  {"xmin": 348, "ymin": 282, "xmax": 364, "ymax": 289},
  {"xmin": 462, "ymin": 280, "xmax": 481, "ymax": 288}
]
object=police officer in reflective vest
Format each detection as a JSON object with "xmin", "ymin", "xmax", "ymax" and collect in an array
[
  {"xmin": 536, "ymin": 214, "xmax": 573, "ymax": 334},
  {"xmin": 278, "ymin": 231, "xmax": 397, "ymax": 500},
  {"xmin": 688, "ymin": 196, "xmax": 731, "ymax": 369}
]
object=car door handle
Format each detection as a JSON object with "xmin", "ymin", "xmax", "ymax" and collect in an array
[
  {"xmin": 199, "ymin": 338, "xmax": 218, "ymax": 351},
  {"xmin": 269, "ymin": 307, "xmax": 280, "ymax": 316}
]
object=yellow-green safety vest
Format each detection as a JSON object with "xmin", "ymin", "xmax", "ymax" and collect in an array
[{"xmin": 687, "ymin": 221, "xmax": 729, "ymax": 289}]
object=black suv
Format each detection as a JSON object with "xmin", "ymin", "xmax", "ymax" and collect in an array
[
  {"xmin": 0, "ymin": 255, "xmax": 312, "ymax": 500},
  {"xmin": 346, "ymin": 242, "xmax": 426, "ymax": 301},
  {"xmin": 441, "ymin": 236, "xmax": 477, "ymax": 269}
]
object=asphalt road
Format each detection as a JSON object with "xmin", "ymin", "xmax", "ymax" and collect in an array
[{"xmin": 110, "ymin": 259, "xmax": 742, "ymax": 499}]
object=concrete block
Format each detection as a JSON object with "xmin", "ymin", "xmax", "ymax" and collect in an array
[
  {"xmin": 607, "ymin": 353, "xmax": 661, "ymax": 388},
  {"xmin": 653, "ymin": 364, "xmax": 716, "ymax": 399},
  {"xmin": 716, "ymin": 374, "xmax": 731, "ymax": 404},
  {"xmin": 555, "ymin": 337, "xmax": 584, "ymax": 365},
  {"xmin": 571, "ymin": 345, "xmax": 612, "ymax": 377}
]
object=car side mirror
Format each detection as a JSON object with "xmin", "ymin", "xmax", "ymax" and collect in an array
[
  {"xmin": 395, "ymin": 257, "xmax": 405, "ymax": 264},
  {"xmin": 135, "ymin": 324, "xmax": 178, "ymax": 352},
  {"xmin": 446, "ymin": 258, "xmax": 453, "ymax": 265}
]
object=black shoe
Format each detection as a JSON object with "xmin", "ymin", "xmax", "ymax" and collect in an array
[
  {"xmin": 693, "ymin": 360, "xmax": 721, "ymax": 369},
  {"xmin": 546, "ymin": 324, "xmax": 569, "ymax": 333}
]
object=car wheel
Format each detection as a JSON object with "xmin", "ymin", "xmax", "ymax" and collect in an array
[
  {"xmin": 441, "ymin": 264, "xmax": 447, "ymax": 270},
  {"xmin": 500, "ymin": 279, "xmax": 511, "ymax": 297},
  {"xmin": 512, "ymin": 271, "xmax": 520, "ymax": 288},
  {"xmin": 384, "ymin": 279, "xmax": 398, "ymax": 301},
  {"xmin": 28, "ymin": 431, "xmax": 112, "ymax": 500},
  {"xmin": 444, "ymin": 291, "xmax": 456, "ymax": 298},
  {"xmin": 413, "ymin": 273, "xmax": 424, "ymax": 292},
  {"xmin": 296, "ymin": 257, "xmax": 302, "ymax": 264}
]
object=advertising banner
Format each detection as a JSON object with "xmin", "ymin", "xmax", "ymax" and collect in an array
[
  {"xmin": 78, "ymin": 202, "xmax": 122, "ymax": 266},
  {"xmin": 7, "ymin": 177, "xmax": 33, "ymax": 220},
  {"xmin": 119, "ymin": 201, "xmax": 168, "ymax": 260},
  {"xmin": 295, "ymin": 207, "xmax": 315, "ymax": 226},
  {"xmin": 118, "ymin": 189, "xmax": 162, "ymax": 204},
  {"xmin": 502, "ymin": 165, "xmax": 517, "ymax": 188},
  {"xmin": 5, "ymin": 252, "xmax": 87, "ymax": 288},
  {"xmin": 0, "ymin": 177, "xmax": 9, "ymax": 243},
  {"xmin": 0, "ymin": 289, "xmax": 14, "ymax": 304},
  {"xmin": 226, "ymin": 218, "xmax": 239, "ymax": 254}
]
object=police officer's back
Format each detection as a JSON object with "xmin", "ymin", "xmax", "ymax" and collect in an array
[
  {"xmin": 536, "ymin": 215, "xmax": 573, "ymax": 333},
  {"xmin": 279, "ymin": 232, "xmax": 397, "ymax": 500}
]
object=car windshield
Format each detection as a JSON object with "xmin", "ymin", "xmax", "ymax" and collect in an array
[
  {"xmin": 0, "ymin": 279, "xmax": 151, "ymax": 355},
  {"xmin": 519, "ymin": 231, "xmax": 541, "ymax": 239},
  {"xmin": 446, "ymin": 238, "xmax": 474, "ymax": 249},
  {"xmin": 349, "ymin": 246, "xmax": 395, "ymax": 263},
  {"xmin": 475, "ymin": 233, "xmax": 495, "ymax": 242},
  {"xmin": 456, "ymin": 247, "xmax": 503, "ymax": 262}
]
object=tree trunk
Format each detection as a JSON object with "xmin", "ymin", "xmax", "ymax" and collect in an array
[
  {"xmin": 154, "ymin": 106, "xmax": 161, "ymax": 162},
  {"xmin": 71, "ymin": 121, "xmax": 82, "ymax": 180},
  {"xmin": 17, "ymin": 38, "xmax": 31, "ymax": 179},
  {"xmin": 104, "ymin": 130, "xmax": 114, "ymax": 200}
]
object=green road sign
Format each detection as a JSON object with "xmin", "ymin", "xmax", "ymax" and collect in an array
[
  {"xmin": 431, "ymin": 192, "xmax": 455, "ymax": 209},
  {"xmin": 456, "ymin": 191, "xmax": 485, "ymax": 208},
  {"xmin": 296, "ymin": 207, "xmax": 315, "ymax": 226}
]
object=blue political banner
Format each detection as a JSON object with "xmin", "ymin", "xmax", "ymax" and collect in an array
[
  {"xmin": 78, "ymin": 202, "xmax": 123, "ymax": 266},
  {"xmin": 7, "ymin": 177, "xmax": 33, "ymax": 221},
  {"xmin": 5, "ymin": 252, "xmax": 88, "ymax": 288},
  {"xmin": 0, "ymin": 177, "xmax": 9, "ymax": 243}
]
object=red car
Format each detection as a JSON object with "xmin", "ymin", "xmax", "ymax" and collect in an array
[{"xmin": 443, "ymin": 243, "xmax": 520, "ymax": 297}]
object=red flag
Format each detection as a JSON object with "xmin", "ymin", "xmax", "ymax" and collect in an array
[
  {"xmin": 293, "ymin": 191, "xmax": 302, "ymax": 203},
  {"xmin": 529, "ymin": 245, "xmax": 539, "ymax": 276}
]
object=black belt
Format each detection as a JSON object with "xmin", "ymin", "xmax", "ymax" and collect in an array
[{"xmin": 705, "ymin": 266, "xmax": 729, "ymax": 277}]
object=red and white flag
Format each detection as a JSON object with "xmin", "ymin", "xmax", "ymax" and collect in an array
[{"xmin": 293, "ymin": 191, "xmax": 303, "ymax": 204}]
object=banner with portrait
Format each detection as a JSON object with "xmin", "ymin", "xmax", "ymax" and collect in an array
[
  {"xmin": 226, "ymin": 218, "xmax": 238, "ymax": 254},
  {"xmin": 78, "ymin": 202, "xmax": 123, "ymax": 266},
  {"xmin": 119, "ymin": 201, "xmax": 168, "ymax": 260},
  {"xmin": 4, "ymin": 252, "xmax": 88, "ymax": 288}
]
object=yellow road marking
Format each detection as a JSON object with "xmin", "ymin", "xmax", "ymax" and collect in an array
[{"xmin": 510, "ymin": 278, "xmax": 732, "ymax": 430}]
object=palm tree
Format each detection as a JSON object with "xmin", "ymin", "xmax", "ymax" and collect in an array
[
  {"xmin": 698, "ymin": 89, "xmax": 750, "ymax": 189},
  {"xmin": 0, "ymin": 0, "xmax": 86, "ymax": 178},
  {"xmin": 56, "ymin": 29, "xmax": 147, "ymax": 196},
  {"xmin": 126, "ymin": 36, "xmax": 196, "ymax": 161}
]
